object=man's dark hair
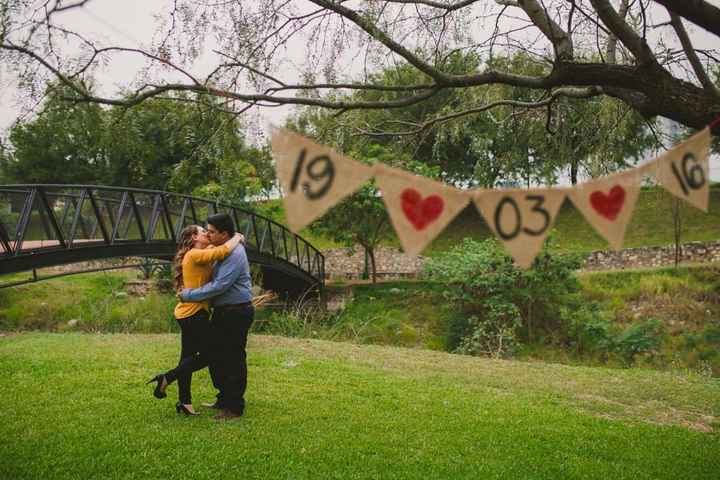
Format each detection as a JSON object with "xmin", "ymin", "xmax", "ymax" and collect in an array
[{"xmin": 207, "ymin": 213, "xmax": 236, "ymax": 236}]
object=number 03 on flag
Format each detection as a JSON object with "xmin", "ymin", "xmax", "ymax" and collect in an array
[
  {"xmin": 271, "ymin": 128, "xmax": 374, "ymax": 232},
  {"xmin": 473, "ymin": 189, "xmax": 567, "ymax": 268}
]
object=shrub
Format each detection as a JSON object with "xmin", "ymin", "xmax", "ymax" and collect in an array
[
  {"xmin": 423, "ymin": 237, "xmax": 584, "ymax": 357},
  {"xmin": 562, "ymin": 300, "xmax": 613, "ymax": 356},
  {"xmin": 613, "ymin": 318, "xmax": 665, "ymax": 365},
  {"xmin": 455, "ymin": 312, "xmax": 520, "ymax": 358}
]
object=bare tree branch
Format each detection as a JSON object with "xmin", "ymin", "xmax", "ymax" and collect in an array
[
  {"xmin": 589, "ymin": 0, "xmax": 656, "ymax": 65},
  {"xmin": 2, "ymin": 0, "xmax": 719, "ymax": 133},
  {"xmin": 358, "ymin": 86, "xmax": 601, "ymax": 136},
  {"xmin": 52, "ymin": 0, "xmax": 93, "ymax": 13},
  {"xmin": 652, "ymin": 0, "xmax": 720, "ymax": 38},
  {"xmin": 606, "ymin": 0, "xmax": 629, "ymax": 64},
  {"xmin": 308, "ymin": 0, "xmax": 450, "ymax": 83},
  {"xmin": 668, "ymin": 11, "xmax": 720, "ymax": 99},
  {"xmin": 506, "ymin": 0, "xmax": 574, "ymax": 61},
  {"xmin": 379, "ymin": 0, "xmax": 481, "ymax": 10}
]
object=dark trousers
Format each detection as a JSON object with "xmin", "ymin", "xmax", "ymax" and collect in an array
[
  {"xmin": 165, "ymin": 310, "xmax": 211, "ymax": 405},
  {"xmin": 210, "ymin": 304, "xmax": 254, "ymax": 414}
]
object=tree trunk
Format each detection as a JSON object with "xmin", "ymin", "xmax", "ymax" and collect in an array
[
  {"xmin": 570, "ymin": 159, "xmax": 579, "ymax": 185},
  {"xmin": 368, "ymin": 247, "xmax": 377, "ymax": 284},
  {"xmin": 362, "ymin": 248, "xmax": 369, "ymax": 280},
  {"xmin": 672, "ymin": 198, "xmax": 682, "ymax": 268},
  {"xmin": 527, "ymin": 301, "xmax": 533, "ymax": 344}
]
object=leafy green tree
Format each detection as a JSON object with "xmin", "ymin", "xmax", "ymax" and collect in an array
[
  {"xmin": 108, "ymin": 97, "xmax": 229, "ymax": 190},
  {"xmin": 2, "ymin": 87, "xmax": 271, "ymax": 206},
  {"xmin": 312, "ymin": 181, "xmax": 389, "ymax": 283},
  {"xmin": 107, "ymin": 95, "xmax": 268, "ymax": 203},
  {"xmin": 243, "ymin": 144, "xmax": 277, "ymax": 202},
  {"xmin": 3, "ymin": 85, "xmax": 108, "ymax": 184},
  {"xmin": 0, "ymin": 140, "xmax": 11, "ymax": 183},
  {"xmin": 295, "ymin": 52, "xmax": 655, "ymax": 188},
  {"xmin": 292, "ymin": 51, "xmax": 485, "ymax": 185},
  {"xmin": 538, "ymin": 95, "xmax": 655, "ymax": 185}
]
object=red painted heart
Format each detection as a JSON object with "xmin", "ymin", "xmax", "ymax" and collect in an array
[
  {"xmin": 590, "ymin": 185, "xmax": 625, "ymax": 221},
  {"xmin": 401, "ymin": 188, "xmax": 444, "ymax": 230}
]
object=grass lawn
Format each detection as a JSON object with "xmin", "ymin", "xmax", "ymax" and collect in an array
[{"xmin": 0, "ymin": 332, "xmax": 718, "ymax": 479}]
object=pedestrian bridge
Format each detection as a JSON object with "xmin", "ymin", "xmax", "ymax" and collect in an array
[{"xmin": 0, "ymin": 185, "xmax": 324, "ymax": 296}]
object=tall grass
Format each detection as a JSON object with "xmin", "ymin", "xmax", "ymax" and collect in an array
[
  {"xmin": 254, "ymin": 282, "xmax": 454, "ymax": 351},
  {"xmin": 577, "ymin": 266, "xmax": 720, "ymax": 375},
  {"xmin": 0, "ymin": 271, "xmax": 178, "ymax": 333}
]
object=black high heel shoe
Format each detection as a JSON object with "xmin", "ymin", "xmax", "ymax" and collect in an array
[
  {"xmin": 146, "ymin": 374, "xmax": 168, "ymax": 399},
  {"xmin": 176, "ymin": 402, "xmax": 199, "ymax": 416}
]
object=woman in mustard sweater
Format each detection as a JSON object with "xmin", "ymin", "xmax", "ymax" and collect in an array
[{"xmin": 147, "ymin": 224, "xmax": 243, "ymax": 415}]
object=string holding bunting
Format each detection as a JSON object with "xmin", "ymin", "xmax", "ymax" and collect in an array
[
  {"xmin": 374, "ymin": 164, "xmax": 470, "ymax": 256},
  {"xmin": 473, "ymin": 188, "xmax": 568, "ymax": 268},
  {"xmin": 270, "ymin": 125, "xmax": 716, "ymax": 269},
  {"xmin": 271, "ymin": 128, "xmax": 374, "ymax": 233}
]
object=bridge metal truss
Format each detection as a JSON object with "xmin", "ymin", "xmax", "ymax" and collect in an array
[{"xmin": 0, "ymin": 185, "xmax": 324, "ymax": 295}]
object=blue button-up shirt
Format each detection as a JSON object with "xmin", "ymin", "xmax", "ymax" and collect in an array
[{"xmin": 181, "ymin": 245, "xmax": 252, "ymax": 306}]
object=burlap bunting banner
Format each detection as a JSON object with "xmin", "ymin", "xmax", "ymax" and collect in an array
[
  {"xmin": 271, "ymin": 128, "xmax": 374, "ymax": 232},
  {"xmin": 270, "ymin": 127, "xmax": 715, "ymax": 269},
  {"xmin": 655, "ymin": 127, "xmax": 712, "ymax": 212},
  {"xmin": 374, "ymin": 164, "xmax": 470, "ymax": 256},
  {"xmin": 473, "ymin": 188, "xmax": 568, "ymax": 268},
  {"xmin": 568, "ymin": 169, "xmax": 642, "ymax": 251}
]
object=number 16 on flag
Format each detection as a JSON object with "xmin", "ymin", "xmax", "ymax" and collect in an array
[{"xmin": 656, "ymin": 127, "xmax": 711, "ymax": 212}]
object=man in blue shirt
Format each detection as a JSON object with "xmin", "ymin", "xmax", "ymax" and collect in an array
[{"xmin": 180, "ymin": 212, "xmax": 253, "ymax": 420}]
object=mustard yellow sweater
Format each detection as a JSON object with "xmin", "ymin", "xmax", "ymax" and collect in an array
[{"xmin": 174, "ymin": 245, "xmax": 230, "ymax": 319}]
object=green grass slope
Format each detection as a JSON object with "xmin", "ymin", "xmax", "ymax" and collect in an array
[{"xmin": 0, "ymin": 332, "xmax": 718, "ymax": 479}]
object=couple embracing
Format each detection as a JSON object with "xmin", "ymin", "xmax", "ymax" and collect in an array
[{"xmin": 148, "ymin": 213, "xmax": 254, "ymax": 420}]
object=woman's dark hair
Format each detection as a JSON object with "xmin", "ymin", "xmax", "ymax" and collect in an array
[
  {"xmin": 174, "ymin": 225, "xmax": 201, "ymax": 292},
  {"xmin": 207, "ymin": 213, "xmax": 235, "ymax": 236}
]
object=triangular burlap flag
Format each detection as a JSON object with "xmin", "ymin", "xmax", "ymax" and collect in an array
[
  {"xmin": 656, "ymin": 127, "xmax": 711, "ymax": 212},
  {"xmin": 473, "ymin": 188, "xmax": 568, "ymax": 268},
  {"xmin": 375, "ymin": 164, "xmax": 470, "ymax": 255},
  {"xmin": 635, "ymin": 157, "xmax": 659, "ymax": 179},
  {"xmin": 568, "ymin": 169, "xmax": 642, "ymax": 250},
  {"xmin": 271, "ymin": 128, "xmax": 374, "ymax": 232}
]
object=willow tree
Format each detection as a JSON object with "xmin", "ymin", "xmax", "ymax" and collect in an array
[{"xmin": 1, "ymin": 1, "xmax": 719, "ymax": 139}]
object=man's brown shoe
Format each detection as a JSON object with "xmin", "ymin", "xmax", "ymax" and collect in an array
[{"xmin": 214, "ymin": 409, "xmax": 243, "ymax": 420}]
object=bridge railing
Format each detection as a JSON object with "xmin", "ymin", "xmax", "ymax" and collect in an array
[{"xmin": 0, "ymin": 185, "xmax": 324, "ymax": 283}]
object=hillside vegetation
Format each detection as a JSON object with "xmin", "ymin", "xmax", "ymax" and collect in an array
[{"xmin": 2, "ymin": 265, "xmax": 719, "ymax": 376}]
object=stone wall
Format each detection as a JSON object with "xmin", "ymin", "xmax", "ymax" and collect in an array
[
  {"xmin": 582, "ymin": 240, "xmax": 720, "ymax": 271},
  {"xmin": 323, "ymin": 246, "xmax": 424, "ymax": 280},
  {"xmin": 323, "ymin": 240, "xmax": 720, "ymax": 279}
]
